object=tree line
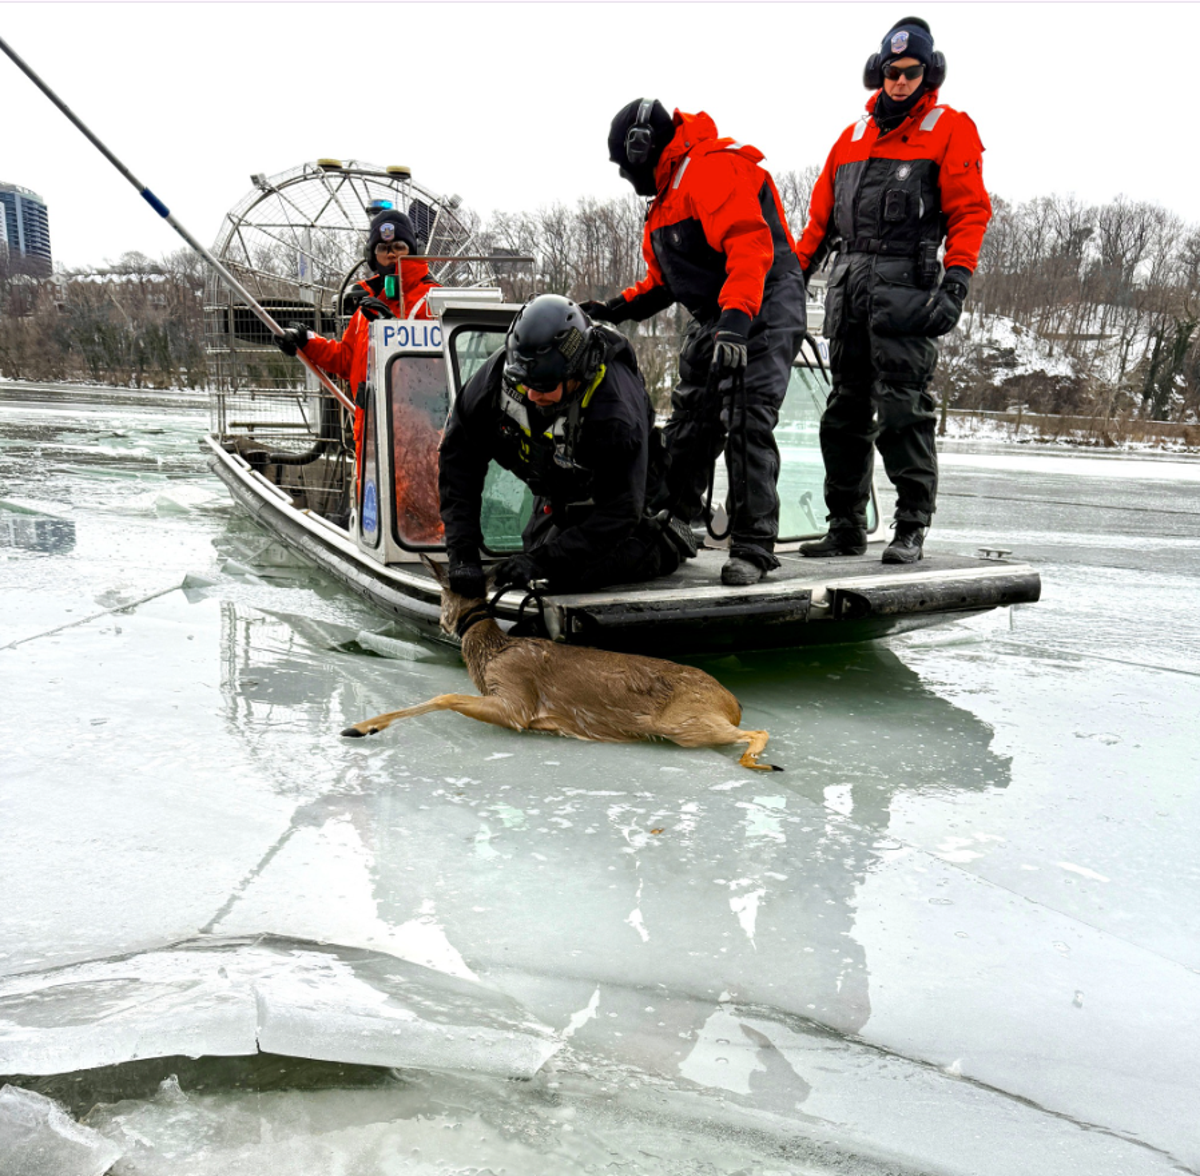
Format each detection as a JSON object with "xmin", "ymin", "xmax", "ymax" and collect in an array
[
  {"xmin": 0, "ymin": 248, "xmax": 207, "ymax": 388},
  {"xmin": 2, "ymin": 179, "xmax": 1198, "ymax": 426}
]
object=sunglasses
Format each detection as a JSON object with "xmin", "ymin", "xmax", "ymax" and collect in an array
[
  {"xmin": 883, "ymin": 63, "xmax": 925, "ymax": 82},
  {"xmin": 376, "ymin": 240, "xmax": 408, "ymax": 253}
]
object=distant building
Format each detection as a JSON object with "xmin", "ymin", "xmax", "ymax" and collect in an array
[{"xmin": 0, "ymin": 182, "xmax": 52, "ymax": 273}]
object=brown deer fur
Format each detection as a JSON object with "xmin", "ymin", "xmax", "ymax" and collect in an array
[{"xmin": 341, "ymin": 556, "xmax": 780, "ymax": 771}]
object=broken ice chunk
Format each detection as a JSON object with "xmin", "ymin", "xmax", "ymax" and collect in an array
[
  {"xmin": 0, "ymin": 1085, "xmax": 123, "ymax": 1176},
  {"xmin": 0, "ymin": 936, "xmax": 559, "ymax": 1081}
]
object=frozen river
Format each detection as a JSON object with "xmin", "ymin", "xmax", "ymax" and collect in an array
[{"xmin": 1, "ymin": 382, "xmax": 1198, "ymax": 1175}]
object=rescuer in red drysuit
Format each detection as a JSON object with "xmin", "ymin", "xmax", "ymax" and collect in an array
[
  {"xmin": 794, "ymin": 15, "xmax": 991, "ymax": 564},
  {"xmin": 276, "ymin": 208, "xmax": 440, "ymax": 466},
  {"xmin": 583, "ymin": 100, "xmax": 807, "ymax": 587}
]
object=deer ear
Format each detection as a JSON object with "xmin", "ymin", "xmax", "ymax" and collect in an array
[{"xmin": 420, "ymin": 553, "xmax": 448, "ymax": 587}]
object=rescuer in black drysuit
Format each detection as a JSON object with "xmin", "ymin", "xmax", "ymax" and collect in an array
[
  {"xmin": 438, "ymin": 294, "xmax": 696, "ymax": 600},
  {"xmin": 794, "ymin": 16, "xmax": 992, "ymax": 563}
]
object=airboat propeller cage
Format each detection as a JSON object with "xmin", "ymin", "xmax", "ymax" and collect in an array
[{"xmin": 205, "ymin": 160, "xmax": 489, "ymax": 472}]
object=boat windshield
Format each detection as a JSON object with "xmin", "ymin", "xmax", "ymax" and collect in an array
[
  {"xmin": 449, "ymin": 327, "xmax": 533, "ymax": 554},
  {"xmin": 775, "ymin": 363, "xmax": 877, "ymax": 539}
]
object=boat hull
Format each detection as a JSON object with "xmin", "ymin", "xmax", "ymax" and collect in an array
[{"xmin": 207, "ymin": 437, "xmax": 1041, "ymax": 656}]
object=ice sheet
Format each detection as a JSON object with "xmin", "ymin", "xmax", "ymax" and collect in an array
[
  {"xmin": 3, "ymin": 386, "xmax": 1200, "ymax": 1174},
  {"xmin": 0, "ymin": 936, "xmax": 558, "ymax": 1080}
]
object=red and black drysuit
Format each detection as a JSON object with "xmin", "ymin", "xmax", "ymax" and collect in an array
[
  {"xmin": 795, "ymin": 88, "xmax": 991, "ymax": 528},
  {"xmin": 438, "ymin": 328, "xmax": 680, "ymax": 593},
  {"xmin": 298, "ymin": 260, "xmax": 440, "ymax": 472},
  {"xmin": 612, "ymin": 111, "xmax": 806, "ymax": 572}
]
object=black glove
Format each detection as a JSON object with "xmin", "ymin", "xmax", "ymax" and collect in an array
[
  {"xmin": 357, "ymin": 297, "xmax": 396, "ymax": 323},
  {"xmin": 579, "ymin": 296, "xmax": 632, "ymax": 325},
  {"xmin": 926, "ymin": 266, "xmax": 971, "ymax": 337},
  {"xmin": 448, "ymin": 560, "xmax": 486, "ymax": 600},
  {"xmin": 275, "ymin": 322, "xmax": 311, "ymax": 358},
  {"xmin": 491, "ymin": 552, "xmax": 543, "ymax": 591},
  {"xmin": 712, "ymin": 308, "xmax": 751, "ymax": 375},
  {"xmin": 713, "ymin": 330, "xmax": 749, "ymax": 374}
]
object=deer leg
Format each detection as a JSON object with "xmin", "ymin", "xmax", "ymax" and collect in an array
[
  {"xmin": 658, "ymin": 714, "xmax": 783, "ymax": 772},
  {"xmin": 342, "ymin": 693, "xmax": 530, "ymax": 737},
  {"xmin": 736, "ymin": 729, "xmax": 783, "ymax": 772}
]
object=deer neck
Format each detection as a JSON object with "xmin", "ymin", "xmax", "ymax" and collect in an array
[{"xmin": 460, "ymin": 618, "xmax": 509, "ymax": 687}]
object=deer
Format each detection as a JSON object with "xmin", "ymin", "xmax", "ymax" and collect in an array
[{"xmin": 341, "ymin": 555, "xmax": 781, "ymax": 771}]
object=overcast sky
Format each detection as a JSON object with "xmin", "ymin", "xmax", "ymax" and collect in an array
[{"xmin": 2, "ymin": 1, "xmax": 1198, "ymax": 269}]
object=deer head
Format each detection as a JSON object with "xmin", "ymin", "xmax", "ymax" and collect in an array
[{"xmin": 419, "ymin": 554, "xmax": 488, "ymax": 637}]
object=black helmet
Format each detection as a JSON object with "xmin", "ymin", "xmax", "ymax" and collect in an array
[
  {"xmin": 608, "ymin": 98, "xmax": 674, "ymax": 197},
  {"xmin": 504, "ymin": 295, "xmax": 596, "ymax": 394}
]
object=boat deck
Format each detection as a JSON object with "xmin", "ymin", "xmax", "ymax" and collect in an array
[
  {"xmin": 460, "ymin": 545, "xmax": 1039, "ymax": 654},
  {"xmin": 209, "ymin": 440, "xmax": 1040, "ymax": 655}
]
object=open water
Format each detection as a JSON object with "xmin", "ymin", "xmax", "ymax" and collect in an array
[{"xmin": 1, "ymin": 382, "xmax": 1198, "ymax": 1176}]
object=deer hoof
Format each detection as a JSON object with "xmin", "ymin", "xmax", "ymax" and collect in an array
[{"xmin": 341, "ymin": 726, "xmax": 367, "ymax": 738}]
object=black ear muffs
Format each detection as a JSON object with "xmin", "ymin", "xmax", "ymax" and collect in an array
[
  {"xmin": 926, "ymin": 50, "xmax": 947, "ymax": 89},
  {"xmin": 624, "ymin": 98, "xmax": 656, "ymax": 166},
  {"xmin": 864, "ymin": 49, "xmax": 947, "ymax": 90}
]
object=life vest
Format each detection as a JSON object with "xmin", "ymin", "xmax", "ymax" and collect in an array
[{"xmin": 496, "ymin": 365, "xmax": 607, "ymax": 499}]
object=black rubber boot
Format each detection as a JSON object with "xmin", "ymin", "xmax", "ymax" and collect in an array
[
  {"xmin": 882, "ymin": 522, "xmax": 925, "ymax": 564},
  {"xmin": 799, "ymin": 524, "xmax": 868, "ymax": 558},
  {"xmin": 721, "ymin": 556, "xmax": 768, "ymax": 586}
]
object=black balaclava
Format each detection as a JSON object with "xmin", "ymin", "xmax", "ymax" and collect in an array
[
  {"xmin": 608, "ymin": 99, "xmax": 675, "ymax": 197},
  {"xmin": 873, "ymin": 16, "xmax": 935, "ymax": 134}
]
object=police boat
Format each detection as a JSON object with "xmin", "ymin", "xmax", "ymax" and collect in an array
[{"xmin": 203, "ymin": 288, "xmax": 1040, "ymax": 656}]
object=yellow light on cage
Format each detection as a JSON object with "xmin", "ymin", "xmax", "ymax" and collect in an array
[
  {"xmin": 317, "ymin": 159, "xmax": 344, "ymax": 171},
  {"xmin": 386, "ymin": 165, "xmax": 412, "ymax": 178}
]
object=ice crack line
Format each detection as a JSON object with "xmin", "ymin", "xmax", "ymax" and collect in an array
[
  {"xmin": 993, "ymin": 637, "xmax": 1200, "ymax": 678},
  {"xmin": 939, "ymin": 491, "xmax": 1200, "ymax": 518},
  {"xmin": 1, "ymin": 584, "xmax": 182, "ymax": 651},
  {"xmin": 198, "ymin": 810, "xmax": 312, "ymax": 934}
]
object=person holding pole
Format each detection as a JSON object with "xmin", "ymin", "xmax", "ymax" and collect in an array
[
  {"xmin": 794, "ymin": 16, "xmax": 991, "ymax": 564},
  {"xmin": 275, "ymin": 207, "xmax": 441, "ymax": 468}
]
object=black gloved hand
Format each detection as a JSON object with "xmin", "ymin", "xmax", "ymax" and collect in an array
[
  {"xmin": 712, "ymin": 308, "xmax": 751, "ymax": 375},
  {"xmin": 358, "ymin": 297, "xmax": 396, "ymax": 323},
  {"xmin": 926, "ymin": 266, "xmax": 971, "ymax": 337},
  {"xmin": 491, "ymin": 552, "xmax": 543, "ymax": 592},
  {"xmin": 579, "ymin": 296, "xmax": 632, "ymax": 325},
  {"xmin": 713, "ymin": 330, "xmax": 749, "ymax": 375},
  {"xmin": 448, "ymin": 560, "xmax": 487, "ymax": 600},
  {"xmin": 275, "ymin": 322, "xmax": 311, "ymax": 358}
]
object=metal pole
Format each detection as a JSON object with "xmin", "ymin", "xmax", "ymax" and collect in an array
[{"xmin": 0, "ymin": 35, "xmax": 356, "ymax": 414}]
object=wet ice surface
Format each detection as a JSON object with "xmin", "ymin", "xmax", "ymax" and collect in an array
[
  {"xmin": 0, "ymin": 1084, "xmax": 123, "ymax": 1176},
  {"xmin": 2, "ymin": 384, "xmax": 1199, "ymax": 1175}
]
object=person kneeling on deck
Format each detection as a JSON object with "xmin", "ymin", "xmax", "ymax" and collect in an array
[
  {"xmin": 275, "ymin": 207, "xmax": 441, "ymax": 469},
  {"xmin": 439, "ymin": 294, "xmax": 697, "ymax": 600}
]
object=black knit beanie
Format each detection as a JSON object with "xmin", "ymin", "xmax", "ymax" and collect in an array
[
  {"xmin": 365, "ymin": 209, "xmax": 419, "ymax": 264},
  {"xmin": 881, "ymin": 16, "xmax": 934, "ymax": 68}
]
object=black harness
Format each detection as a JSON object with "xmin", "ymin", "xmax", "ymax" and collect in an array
[{"xmin": 455, "ymin": 603, "xmax": 493, "ymax": 638}]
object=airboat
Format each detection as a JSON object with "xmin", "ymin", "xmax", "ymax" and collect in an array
[{"xmin": 201, "ymin": 161, "xmax": 1040, "ymax": 655}]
